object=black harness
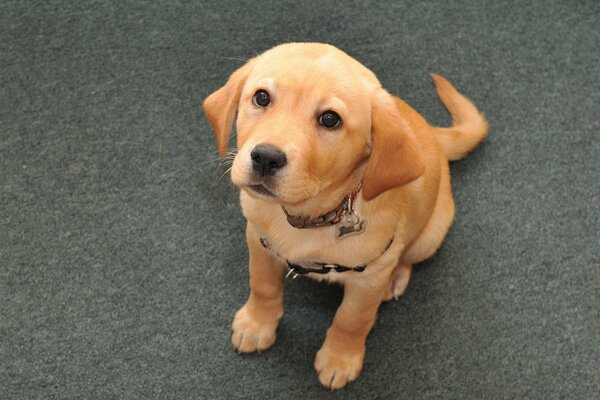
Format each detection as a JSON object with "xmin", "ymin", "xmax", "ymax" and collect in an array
[{"xmin": 259, "ymin": 237, "xmax": 393, "ymax": 276}]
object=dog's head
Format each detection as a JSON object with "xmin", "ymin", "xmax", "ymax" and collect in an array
[{"xmin": 203, "ymin": 43, "xmax": 424, "ymax": 210}]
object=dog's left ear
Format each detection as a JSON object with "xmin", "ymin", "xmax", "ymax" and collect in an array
[
  {"xmin": 203, "ymin": 59, "xmax": 256, "ymax": 156},
  {"xmin": 362, "ymin": 92, "xmax": 426, "ymax": 201}
]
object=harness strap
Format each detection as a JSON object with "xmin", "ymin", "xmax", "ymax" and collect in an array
[{"xmin": 259, "ymin": 237, "xmax": 393, "ymax": 276}]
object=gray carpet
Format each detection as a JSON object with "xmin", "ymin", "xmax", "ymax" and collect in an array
[{"xmin": 1, "ymin": 1, "xmax": 599, "ymax": 399}]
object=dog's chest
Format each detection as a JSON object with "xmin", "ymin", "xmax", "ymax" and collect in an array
[
  {"xmin": 260, "ymin": 229, "xmax": 373, "ymax": 269},
  {"xmin": 249, "ymin": 207, "xmax": 395, "ymax": 270}
]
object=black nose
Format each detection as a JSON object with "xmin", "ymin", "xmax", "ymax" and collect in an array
[{"xmin": 250, "ymin": 144, "xmax": 287, "ymax": 177}]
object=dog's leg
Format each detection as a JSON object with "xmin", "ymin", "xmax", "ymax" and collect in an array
[
  {"xmin": 231, "ymin": 223, "xmax": 286, "ymax": 353},
  {"xmin": 314, "ymin": 270, "xmax": 390, "ymax": 390}
]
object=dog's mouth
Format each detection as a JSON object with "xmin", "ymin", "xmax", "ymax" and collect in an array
[{"xmin": 248, "ymin": 184, "xmax": 276, "ymax": 197}]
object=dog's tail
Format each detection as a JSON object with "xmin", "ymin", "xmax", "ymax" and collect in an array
[{"xmin": 431, "ymin": 74, "xmax": 489, "ymax": 161}]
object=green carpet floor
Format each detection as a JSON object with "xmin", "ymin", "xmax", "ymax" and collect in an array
[{"xmin": 1, "ymin": 1, "xmax": 598, "ymax": 399}]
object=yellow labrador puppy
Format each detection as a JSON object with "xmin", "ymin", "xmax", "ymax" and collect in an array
[{"xmin": 203, "ymin": 43, "xmax": 488, "ymax": 390}]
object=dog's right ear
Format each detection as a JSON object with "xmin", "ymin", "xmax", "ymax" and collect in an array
[{"xmin": 203, "ymin": 59, "xmax": 256, "ymax": 156}]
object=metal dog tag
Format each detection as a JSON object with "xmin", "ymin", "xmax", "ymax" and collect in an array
[{"xmin": 336, "ymin": 212, "xmax": 366, "ymax": 239}]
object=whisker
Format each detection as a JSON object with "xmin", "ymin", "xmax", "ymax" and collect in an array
[
  {"xmin": 216, "ymin": 161, "xmax": 233, "ymax": 173},
  {"xmin": 217, "ymin": 55, "xmax": 249, "ymax": 63},
  {"xmin": 305, "ymin": 171, "xmax": 324, "ymax": 187},
  {"xmin": 239, "ymin": 39, "xmax": 259, "ymax": 56},
  {"xmin": 301, "ymin": 187, "xmax": 314, "ymax": 202},
  {"xmin": 220, "ymin": 166, "xmax": 233, "ymax": 178},
  {"xmin": 211, "ymin": 166, "xmax": 233, "ymax": 186},
  {"xmin": 199, "ymin": 155, "xmax": 227, "ymax": 166},
  {"xmin": 199, "ymin": 150, "xmax": 238, "ymax": 166}
]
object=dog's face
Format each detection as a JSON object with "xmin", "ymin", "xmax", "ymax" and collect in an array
[{"xmin": 204, "ymin": 43, "xmax": 425, "ymax": 205}]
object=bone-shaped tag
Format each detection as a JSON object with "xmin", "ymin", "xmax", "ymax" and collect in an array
[{"xmin": 336, "ymin": 220, "xmax": 366, "ymax": 239}]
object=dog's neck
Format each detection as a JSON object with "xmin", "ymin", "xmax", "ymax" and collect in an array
[
  {"xmin": 282, "ymin": 184, "xmax": 361, "ymax": 229},
  {"xmin": 281, "ymin": 168, "xmax": 365, "ymax": 224}
]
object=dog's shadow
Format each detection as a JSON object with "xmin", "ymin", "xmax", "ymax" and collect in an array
[
  {"xmin": 271, "ymin": 278, "xmax": 343, "ymax": 373},
  {"xmin": 268, "ymin": 256, "xmax": 445, "ymax": 387}
]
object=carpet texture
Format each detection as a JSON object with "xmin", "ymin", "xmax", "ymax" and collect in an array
[{"xmin": 1, "ymin": 1, "xmax": 599, "ymax": 399}]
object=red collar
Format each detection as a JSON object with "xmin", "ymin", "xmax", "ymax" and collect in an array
[{"xmin": 281, "ymin": 185, "xmax": 362, "ymax": 229}]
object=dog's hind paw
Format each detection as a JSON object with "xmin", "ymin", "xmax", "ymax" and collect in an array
[{"xmin": 383, "ymin": 263, "xmax": 412, "ymax": 301}]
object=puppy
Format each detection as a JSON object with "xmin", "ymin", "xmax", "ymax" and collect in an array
[{"xmin": 203, "ymin": 43, "xmax": 488, "ymax": 390}]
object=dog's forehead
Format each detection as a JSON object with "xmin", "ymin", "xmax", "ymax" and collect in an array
[{"xmin": 249, "ymin": 43, "xmax": 380, "ymax": 94}]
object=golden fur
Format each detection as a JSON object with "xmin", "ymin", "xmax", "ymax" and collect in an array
[{"xmin": 203, "ymin": 43, "xmax": 488, "ymax": 390}]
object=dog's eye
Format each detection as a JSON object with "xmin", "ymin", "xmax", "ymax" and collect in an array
[
  {"xmin": 252, "ymin": 90, "xmax": 270, "ymax": 107},
  {"xmin": 318, "ymin": 111, "xmax": 341, "ymax": 128}
]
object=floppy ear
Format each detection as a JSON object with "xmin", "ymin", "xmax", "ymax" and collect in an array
[
  {"xmin": 362, "ymin": 93, "xmax": 426, "ymax": 201},
  {"xmin": 202, "ymin": 60, "xmax": 256, "ymax": 156}
]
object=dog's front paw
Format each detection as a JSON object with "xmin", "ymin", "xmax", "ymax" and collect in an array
[
  {"xmin": 231, "ymin": 304, "xmax": 279, "ymax": 353},
  {"xmin": 314, "ymin": 341, "xmax": 365, "ymax": 390}
]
